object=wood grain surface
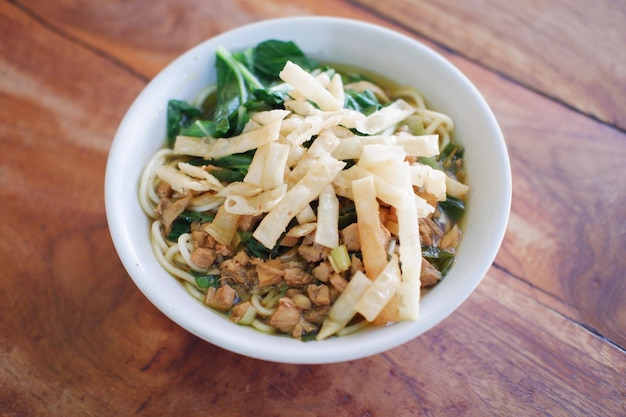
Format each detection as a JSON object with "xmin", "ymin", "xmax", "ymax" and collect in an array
[
  {"xmin": 351, "ymin": 0, "xmax": 626, "ymax": 129},
  {"xmin": 1, "ymin": 0, "xmax": 624, "ymax": 416}
]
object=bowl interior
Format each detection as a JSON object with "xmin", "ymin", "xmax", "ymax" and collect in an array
[{"xmin": 105, "ymin": 16, "xmax": 511, "ymax": 364}]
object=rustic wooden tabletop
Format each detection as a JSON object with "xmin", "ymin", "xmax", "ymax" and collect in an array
[{"xmin": 1, "ymin": 0, "xmax": 624, "ymax": 416}]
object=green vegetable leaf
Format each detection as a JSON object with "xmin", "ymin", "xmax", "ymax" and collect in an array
[
  {"xmin": 169, "ymin": 41, "xmax": 318, "ymax": 141},
  {"xmin": 246, "ymin": 88, "xmax": 286, "ymax": 113},
  {"xmin": 238, "ymin": 231, "xmax": 284, "ymax": 260},
  {"xmin": 338, "ymin": 203, "xmax": 357, "ymax": 229},
  {"xmin": 213, "ymin": 50, "xmax": 249, "ymax": 137},
  {"xmin": 206, "ymin": 151, "xmax": 255, "ymax": 170},
  {"xmin": 210, "ymin": 169, "xmax": 245, "ymax": 183},
  {"xmin": 167, "ymin": 100, "xmax": 202, "ymax": 146},
  {"xmin": 422, "ymin": 245, "xmax": 455, "ymax": 275},
  {"xmin": 190, "ymin": 271, "xmax": 220, "ymax": 289},
  {"xmin": 301, "ymin": 329, "xmax": 320, "ymax": 342},
  {"xmin": 438, "ymin": 196, "xmax": 466, "ymax": 222},
  {"xmin": 185, "ymin": 152, "xmax": 254, "ymax": 183},
  {"xmin": 252, "ymin": 40, "xmax": 319, "ymax": 80},
  {"xmin": 418, "ymin": 156, "xmax": 441, "ymax": 170},
  {"xmin": 344, "ymin": 89, "xmax": 382, "ymax": 115},
  {"xmin": 180, "ymin": 119, "xmax": 219, "ymax": 138},
  {"xmin": 440, "ymin": 143, "xmax": 465, "ymax": 177},
  {"xmin": 167, "ymin": 210, "xmax": 215, "ymax": 241}
]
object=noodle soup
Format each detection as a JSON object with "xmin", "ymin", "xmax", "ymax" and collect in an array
[{"xmin": 138, "ymin": 40, "xmax": 469, "ymax": 340}]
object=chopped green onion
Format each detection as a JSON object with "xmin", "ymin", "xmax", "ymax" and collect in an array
[{"xmin": 329, "ymin": 245, "xmax": 351, "ymax": 273}]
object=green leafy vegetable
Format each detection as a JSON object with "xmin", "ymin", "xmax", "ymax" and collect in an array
[
  {"xmin": 167, "ymin": 210, "xmax": 215, "ymax": 241},
  {"xmin": 212, "ymin": 48, "xmax": 255, "ymax": 136},
  {"xmin": 438, "ymin": 196, "xmax": 466, "ymax": 222},
  {"xmin": 238, "ymin": 231, "xmax": 284, "ymax": 260},
  {"xmin": 251, "ymin": 40, "xmax": 319, "ymax": 80},
  {"xmin": 180, "ymin": 119, "xmax": 220, "ymax": 138},
  {"xmin": 167, "ymin": 40, "xmax": 322, "ymax": 141},
  {"xmin": 245, "ymin": 88, "xmax": 287, "ymax": 113},
  {"xmin": 344, "ymin": 89, "xmax": 382, "ymax": 115},
  {"xmin": 338, "ymin": 203, "xmax": 357, "ymax": 229},
  {"xmin": 167, "ymin": 100, "xmax": 202, "ymax": 146},
  {"xmin": 440, "ymin": 143, "xmax": 465, "ymax": 178},
  {"xmin": 183, "ymin": 152, "xmax": 255, "ymax": 183},
  {"xmin": 301, "ymin": 329, "xmax": 320, "ymax": 342},
  {"xmin": 422, "ymin": 245, "xmax": 455, "ymax": 275},
  {"xmin": 209, "ymin": 169, "xmax": 245, "ymax": 183},
  {"xmin": 190, "ymin": 271, "xmax": 220, "ymax": 289},
  {"xmin": 208, "ymin": 151, "xmax": 254, "ymax": 182},
  {"xmin": 418, "ymin": 156, "xmax": 440, "ymax": 170},
  {"xmin": 206, "ymin": 151, "xmax": 254, "ymax": 170}
]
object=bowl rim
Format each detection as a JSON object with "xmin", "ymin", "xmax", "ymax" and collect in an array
[{"xmin": 105, "ymin": 15, "xmax": 512, "ymax": 364}]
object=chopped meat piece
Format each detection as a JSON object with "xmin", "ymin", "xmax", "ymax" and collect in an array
[
  {"xmin": 253, "ymin": 259, "xmax": 285, "ymax": 288},
  {"xmin": 238, "ymin": 214, "xmax": 262, "ymax": 232},
  {"xmin": 298, "ymin": 234, "xmax": 329, "ymax": 263},
  {"xmin": 155, "ymin": 181, "xmax": 172, "ymax": 198},
  {"xmin": 191, "ymin": 230, "xmax": 208, "ymax": 248},
  {"xmin": 419, "ymin": 217, "xmax": 444, "ymax": 247},
  {"xmin": 233, "ymin": 250, "xmax": 250, "ymax": 265},
  {"xmin": 312, "ymin": 261, "xmax": 333, "ymax": 282},
  {"xmin": 155, "ymin": 195, "xmax": 191, "ymax": 234},
  {"xmin": 283, "ymin": 265, "xmax": 313, "ymax": 287},
  {"xmin": 304, "ymin": 306, "xmax": 330, "ymax": 325},
  {"xmin": 420, "ymin": 257, "xmax": 442, "ymax": 287},
  {"xmin": 190, "ymin": 247, "xmax": 217, "ymax": 269},
  {"xmin": 204, "ymin": 235, "xmax": 217, "ymax": 249},
  {"xmin": 268, "ymin": 297, "xmax": 301, "ymax": 333},
  {"xmin": 340, "ymin": 223, "xmax": 361, "ymax": 251},
  {"xmin": 214, "ymin": 242, "xmax": 233, "ymax": 258},
  {"xmin": 291, "ymin": 317, "xmax": 318, "ymax": 339},
  {"xmin": 279, "ymin": 235, "xmax": 300, "ymax": 247},
  {"xmin": 205, "ymin": 285, "xmax": 236, "ymax": 311},
  {"xmin": 220, "ymin": 253, "xmax": 253, "ymax": 287},
  {"xmin": 350, "ymin": 254, "xmax": 364, "ymax": 276},
  {"xmin": 307, "ymin": 284, "xmax": 331, "ymax": 306},
  {"xmin": 230, "ymin": 301, "xmax": 254, "ymax": 323},
  {"xmin": 329, "ymin": 273, "xmax": 348, "ymax": 293}
]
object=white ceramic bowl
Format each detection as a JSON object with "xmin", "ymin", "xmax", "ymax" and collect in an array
[{"xmin": 105, "ymin": 16, "xmax": 511, "ymax": 364}]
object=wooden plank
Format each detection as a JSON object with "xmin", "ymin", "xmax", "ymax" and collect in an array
[
  {"xmin": 16, "ymin": 0, "xmax": 396, "ymax": 80},
  {"xmin": 352, "ymin": 0, "xmax": 626, "ymax": 130},
  {"xmin": 470, "ymin": 59, "xmax": 626, "ymax": 347}
]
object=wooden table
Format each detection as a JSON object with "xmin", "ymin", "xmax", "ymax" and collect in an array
[{"xmin": 1, "ymin": 1, "xmax": 624, "ymax": 415}]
